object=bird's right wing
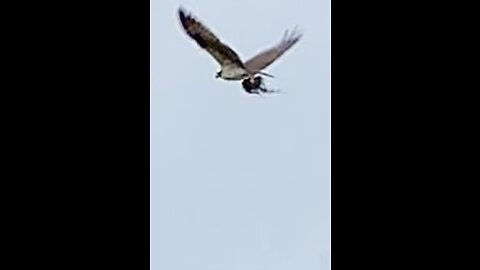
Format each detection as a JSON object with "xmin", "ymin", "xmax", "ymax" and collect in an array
[
  {"xmin": 244, "ymin": 28, "xmax": 302, "ymax": 74},
  {"xmin": 178, "ymin": 8, "xmax": 245, "ymax": 68}
]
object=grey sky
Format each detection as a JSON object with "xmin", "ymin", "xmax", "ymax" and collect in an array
[{"xmin": 151, "ymin": 0, "xmax": 330, "ymax": 269}]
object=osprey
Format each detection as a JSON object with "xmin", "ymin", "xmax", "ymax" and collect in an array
[{"xmin": 178, "ymin": 7, "xmax": 302, "ymax": 95}]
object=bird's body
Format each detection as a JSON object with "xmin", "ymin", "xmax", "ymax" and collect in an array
[
  {"xmin": 178, "ymin": 7, "xmax": 302, "ymax": 94},
  {"xmin": 218, "ymin": 64, "xmax": 249, "ymax": 80}
]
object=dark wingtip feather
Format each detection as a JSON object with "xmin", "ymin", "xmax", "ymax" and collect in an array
[
  {"xmin": 178, "ymin": 7, "xmax": 190, "ymax": 29},
  {"xmin": 178, "ymin": 7, "xmax": 186, "ymax": 21}
]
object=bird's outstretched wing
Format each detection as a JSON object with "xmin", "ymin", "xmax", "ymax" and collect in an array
[
  {"xmin": 178, "ymin": 8, "xmax": 245, "ymax": 68},
  {"xmin": 244, "ymin": 28, "xmax": 302, "ymax": 73}
]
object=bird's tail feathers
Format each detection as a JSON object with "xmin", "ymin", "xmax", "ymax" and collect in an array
[{"xmin": 253, "ymin": 71, "xmax": 275, "ymax": 78}]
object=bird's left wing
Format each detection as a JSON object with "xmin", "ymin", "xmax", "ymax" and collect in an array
[
  {"xmin": 178, "ymin": 8, "xmax": 245, "ymax": 68},
  {"xmin": 244, "ymin": 28, "xmax": 302, "ymax": 74}
]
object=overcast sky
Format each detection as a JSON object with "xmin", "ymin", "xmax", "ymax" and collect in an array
[{"xmin": 151, "ymin": 0, "xmax": 330, "ymax": 269}]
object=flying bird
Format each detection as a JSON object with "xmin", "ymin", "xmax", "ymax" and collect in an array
[{"xmin": 178, "ymin": 7, "xmax": 302, "ymax": 95}]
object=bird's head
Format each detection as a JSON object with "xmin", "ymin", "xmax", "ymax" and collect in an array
[{"xmin": 215, "ymin": 71, "xmax": 221, "ymax": 79}]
